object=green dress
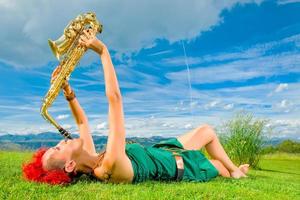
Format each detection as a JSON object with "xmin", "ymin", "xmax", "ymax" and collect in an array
[{"xmin": 125, "ymin": 138, "xmax": 219, "ymax": 184}]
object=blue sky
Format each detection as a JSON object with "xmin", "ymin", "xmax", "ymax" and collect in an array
[{"xmin": 0, "ymin": 0, "xmax": 299, "ymax": 139}]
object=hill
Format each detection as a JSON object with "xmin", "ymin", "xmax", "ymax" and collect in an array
[{"xmin": 0, "ymin": 132, "xmax": 172, "ymax": 151}]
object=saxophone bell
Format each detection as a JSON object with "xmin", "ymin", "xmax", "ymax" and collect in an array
[{"xmin": 48, "ymin": 35, "xmax": 72, "ymax": 61}]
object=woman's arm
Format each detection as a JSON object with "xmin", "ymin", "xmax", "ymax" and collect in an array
[
  {"xmin": 63, "ymin": 85, "xmax": 96, "ymax": 155},
  {"xmin": 50, "ymin": 66, "xmax": 96, "ymax": 155},
  {"xmin": 79, "ymin": 29, "xmax": 126, "ymax": 164},
  {"xmin": 101, "ymin": 47, "xmax": 126, "ymax": 162}
]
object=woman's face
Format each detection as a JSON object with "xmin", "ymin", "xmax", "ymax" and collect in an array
[{"xmin": 42, "ymin": 138, "xmax": 84, "ymax": 170}]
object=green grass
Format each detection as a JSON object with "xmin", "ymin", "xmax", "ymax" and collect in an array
[{"xmin": 0, "ymin": 151, "xmax": 299, "ymax": 200}]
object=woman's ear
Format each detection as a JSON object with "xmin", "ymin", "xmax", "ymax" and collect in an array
[{"xmin": 64, "ymin": 160, "xmax": 76, "ymax": 173}]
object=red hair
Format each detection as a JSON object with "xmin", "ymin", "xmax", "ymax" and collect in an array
[{"xmin": 22, "ymin": 147, "xmax": 72, "ymax": 185}]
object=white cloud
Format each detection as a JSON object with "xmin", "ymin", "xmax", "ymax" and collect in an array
[
  {"xmin": 268, "ymin": 83, "xmax": 289, "ymax": 97},
  {"xmin": 275, "ymin": 83, "xmax": 289, "ymax": 92},
  {"xmin": 165, "ymin": 52, "xmax": 300, "ymax": 84},
  {"xmin": 162, "ymin": 123, "xmax": 169, "ymax": 127},
  {"xmin": 57, "ymin": 114, "xmax": 69, "ymax": 120},
  {"xmin": 164, "ymin": 34, "xmax": 300, "ymax": 84},
  {"xmin": 204, "ymin": 99, "xmax": 221, "ymax": 110},
  {"xmin": 161, "ymin": 34, "xmax": 300, "ymax": 67},
  {"xmin": 1, "ymin": 64, "xmax": 299, "ymax": 138},
  {"xmin": 266, "ymin": 118, "xmax": 300, "ymax": 140},
  {"xmin": 272, "ymin": 98, "xmax": 295, "ymax": 113},
  {"xmin": 62, "ymin": 124, "xmax": 72, "ymax": 129},
  {"xmin": 279, "ymin": 99, "xmax": 289, "ymax": 108},
  {"xmin": 96, "ymin": 122, "xmax": 107, "ymax": 130},
  {"xmin": 224, "ymin": 103, "xmax": 234, "ymax": 110},
  {"xmin": 0, "ymin": 0, "xmax": 264, "ymax": 68},
  {"xmin": 184, "ymin": 123, "xmax": 192, "ymax": 129},
  {"xmin": 273, "ymin": 119, "xmax": 300, "ymax": 127},
  {"xmin": 189, "ymin": 101, "xmax": 198, "ymax": 108},
  {"xmin": 148, "ymin": 50, "xmax": 174, "ymax": 57}
]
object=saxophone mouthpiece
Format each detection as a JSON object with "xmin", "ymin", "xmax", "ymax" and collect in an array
[{"xmin": 59, "ymin": 127, "xmax": 73, "ymax": 139}]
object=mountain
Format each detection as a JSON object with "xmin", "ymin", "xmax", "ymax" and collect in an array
[
  {"xmin": 0, "ymin": 132, "xmax": 297, "ymax": 151},
  {"xmin": 0, "ymin": 132, "xmax": 172, "ymax": 151}
]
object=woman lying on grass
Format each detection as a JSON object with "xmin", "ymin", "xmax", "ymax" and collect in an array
[{"xmin": 22, "ymin": 29, "xmax": 250, "ymax": 185}]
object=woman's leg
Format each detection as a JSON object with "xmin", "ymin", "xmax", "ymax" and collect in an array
[
  {"xmin": 176, "ymin": 124, "xmax": 248, "ymax": 177},
  {"xmin": 209, "ymin": 159, "xmax": 230, "ymax": 177}
]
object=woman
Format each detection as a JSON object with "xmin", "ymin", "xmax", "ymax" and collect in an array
[{"xmin": 22, "ymin": 29, "xmax": 249, "ymax": 185}]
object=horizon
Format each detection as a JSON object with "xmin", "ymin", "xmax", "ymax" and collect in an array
[
  {"xmin": 0, "ymin": 130, "xmax": 296, "ymax": 139},
  {"xmin": 0, "ymin": 1, "xmax": 300, "ymax": 140}
]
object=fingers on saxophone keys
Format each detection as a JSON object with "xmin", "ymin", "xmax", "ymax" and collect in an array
[
  {"xmin": 82, "ymin": 30, "xmax": 90, "ymax": 39},
  {"xmin": 87, "ymin": 28, "xmax": 94, "ymax": 36},
  {"xmin": 53, "ymin": 65, "xmax": 61, "ymax": 74},
  {"xmin": 52, "ymin": 67, "xmax": 60, "ymax": 78},
  {"xmin": 81, "ymin": 32, "xmax": 89, "ymax": 42},
  {"xmin": 79, "ymin": 38, "xmax": 87, "ymax": 47},
  {"xmin": 51, "ymin": 72, "xmax": 56, "ymax": 81},
  {"xmin": 84, "ymin": 29, "xmax": 93, "ymax": 35}
]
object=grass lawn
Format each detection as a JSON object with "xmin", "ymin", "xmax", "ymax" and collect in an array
[{"xmin": 0, "ymin": 151, "xmax": 299, "ymax": 200}]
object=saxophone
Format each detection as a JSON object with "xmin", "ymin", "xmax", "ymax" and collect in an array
[{"xmin": 40, "ymin": 12, "xmax": 103, "ymax": 139}]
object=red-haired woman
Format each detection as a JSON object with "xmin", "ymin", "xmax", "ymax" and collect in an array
[{"xmin": 22, "ymin": 29, "xmax": 249, "ymax": 185}]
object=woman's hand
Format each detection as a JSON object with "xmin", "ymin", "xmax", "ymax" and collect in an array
[
  {"xmin": 78, "ymin": 28, "xmax": 106, "ymax": 55},
  {"xmin": 50, "ymin": 65, "xmax": 70, "ymax": 91}
]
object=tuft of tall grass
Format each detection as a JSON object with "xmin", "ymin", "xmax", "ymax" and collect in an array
[{"xmin": 218, "ymin": 110, "xmax": 271, "ymax": 169}]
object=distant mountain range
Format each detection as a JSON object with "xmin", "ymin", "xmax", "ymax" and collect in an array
[
  {"xmin": 0, "ymin": 132, "xmax": 295, "ymax": 151},
  {"xmin": 0, "ymin": 132, "xmax": 173, "ymax": 151}
]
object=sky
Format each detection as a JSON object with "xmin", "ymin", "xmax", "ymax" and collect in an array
[{"xmin": 0, "ymin": 0, "xmax": 299, "ymax": 140}]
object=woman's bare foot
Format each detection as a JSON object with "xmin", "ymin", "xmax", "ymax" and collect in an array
[
  {"xmin": 230, "ymin": 164, "xmax": 249, "ymax": 179},
  {"xmin": 238, "ymin": 164, "xmax": 250, "ymax": 175},
  {"xmin": 230, "ymin": 170, "xmax": 247, "ymax": 179}
]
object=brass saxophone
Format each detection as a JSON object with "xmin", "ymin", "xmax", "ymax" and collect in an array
[{"xmin": 40, "ymin": 12, "xmax": 103, "ymax": 139}]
